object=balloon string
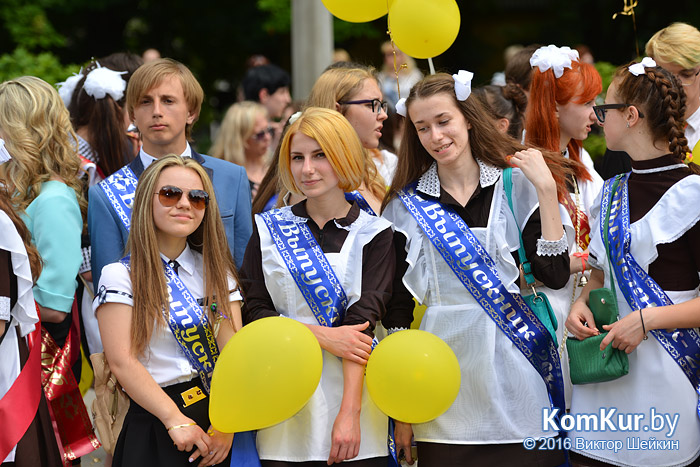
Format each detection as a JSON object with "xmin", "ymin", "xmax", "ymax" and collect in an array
[
  {"xmin": 428, "ymin": 58, "xmax": 436, "ymax": 75},
  {"xmin": 612, "ymin": 0, "xmax": 639, "ymax": 58},
  {"xmin": 386, "ymin": 0, "xmax": 406, "ymax": 99}
]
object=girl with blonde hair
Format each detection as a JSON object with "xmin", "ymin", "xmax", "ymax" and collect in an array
[
  {"xmin": 210, "ymin": 101, "xmax": 272, "ymax": 197},
  {"xmin": 95, "ymin": 154, "xmax": 241, "ymax": 466},
  {"xmin": 241, "ymin": 107, "xmax": 406, "ymax": 466}
]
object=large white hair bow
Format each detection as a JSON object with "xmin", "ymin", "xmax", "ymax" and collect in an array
[
  {"xmin": 628, "ymin": 57, "xmax": 657, "ymax": 76},
  {"xmin": 83, "ymin": 64, "xmax": 128, "ymax": 101},
  {"xmin": 395, "ymin": 98, "xmax": 407, "ymax": 117},
  {"xmin": 56, "ymin": 70, "xmax": 83, "ymax": 107},
  {"xmin": 452, "ymin": 70, "xmax": 473, "ymax": 101},
  {"xmin": 0, "ymin": 139, "xmax": 12, "ymax": 164},
  {"xmin": 530, "ymin": 45, "xmax": 579, "ymax": 79}
]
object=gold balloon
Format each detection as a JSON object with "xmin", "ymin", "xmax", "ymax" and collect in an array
[
  {"xmin": 366, "ymin": 329, "xmax": 460, "ymax": 423},
  {"xmin": 389, "ymin": 0, "xmax": 460, "ymax": 59},
  {"xmin": 322, "ymin": 0, "xmax": 388, "ymax": 23},
  {"xmin": 209, "ymin": 317, "xmax": 322, "ymax": 433}
]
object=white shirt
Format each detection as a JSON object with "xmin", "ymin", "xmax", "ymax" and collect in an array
[
  {"xmin": 93, "ymin": 244, "xmax": 240, "ymax": 388},
  {"xmin": 686, "ymin": 106, "xmax": 700, "ymax": 152},
  {"xmin": 139, "ymin": 143, "xmax": 193, "ymax": 170}
]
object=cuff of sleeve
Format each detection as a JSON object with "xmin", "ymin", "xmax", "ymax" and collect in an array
[
  {"xmin": 33, "ymin": 286, "xmax": 74, "ymax": 313},
  {"xmin": 0, "ymin": 297, "xmax": 10, "ymax": 321},
  {"xmin": 587, "ymin": 252, "xmax": 602, "ymax": 270},
  {"xmin": 536, "ymin": 232, "xmax": 568, "ymax": 257},
  {"xmin": 386, "ymin": 327, "xmax": 408, "ymax": 335}
]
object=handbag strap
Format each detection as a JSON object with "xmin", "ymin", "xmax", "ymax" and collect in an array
[
  {"xmin": 601, "ymin": 175, "xmax": 623, "ymax": 294},
  {"xmin": 503, "ymin": 167, "xmax": 536, "ymax": 288}
]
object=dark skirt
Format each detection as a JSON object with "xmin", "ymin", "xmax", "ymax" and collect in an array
[
  {"xmin": 112, "ymin": 378, "xmax": 231, "ymax": 467},
  {"xmin": 416, "ymin": 440, "xmax": 566, "ymax": 467}
]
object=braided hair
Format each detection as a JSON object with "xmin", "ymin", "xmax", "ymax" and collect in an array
[{"xmin": 613, "ymin": 63, "xmax": 700, "ymax": 174}]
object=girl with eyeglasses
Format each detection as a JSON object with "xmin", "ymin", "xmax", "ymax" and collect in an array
[
  {"xmin": 211, "ymin": 101, "xmax": 272, "ymax": 198},
  {"xmin": 565, "ymin": 61, "xmax": 700, "ymax": 467},
  {"xmin": 646, "ymin": 22, "xmax": 700, "ymax": 157},
  {"xmin": 524, "ymin": 45, "xmax": 604, "ymax": 408},
  {"xmin": 241, "ymin": 107, "xmax": 405, "ymax": 466},
  {"xmin": 95, "ymin": 154, "xmax": 242, "ymax": 467}
]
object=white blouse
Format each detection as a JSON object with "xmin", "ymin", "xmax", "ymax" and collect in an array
[{"xmin": 93, "ymin": 244, "xmax": 241, "ymax": 388}]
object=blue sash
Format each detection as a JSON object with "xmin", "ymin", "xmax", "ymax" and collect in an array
[
  {"xmin": 602, "ymin": 175, "xmax": 700, "ymax": 420},
  {"xmin": 98, "ymin": 165, "xmax": 138, "ymax": 229},
  {"xmin": 398, "ymin": 183, "xmax": 566, "ymax": 416},
  {"xmin": 120, "ymin": 256, "xmax": 219, "ymax": 394},
  {"xmin": 345, "ymin": 191, "xmax": 376, "ymax": 216},
  {"xmin": 259, "ymin": 209, "xmax": 348, "ymax": 327}
]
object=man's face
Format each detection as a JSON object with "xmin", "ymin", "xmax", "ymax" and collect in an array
[
  {"xmin": 132, "ymin": 75, "xmax": 195, "ymax": 156},
  {"xmin": 262, "ymin": 86, "xmax": 291, "ymax": 120}
]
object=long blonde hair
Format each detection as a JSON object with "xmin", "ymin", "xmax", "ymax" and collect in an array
[
  {"xmin": 127, "ymin": 155, "xmax": 238, "ymax": 356},
  {"xmin": 210, "ymin": 101, "xmax": 268, "ymax": 165},
  {"xmin": 0, "ymin": 76, "xmax": 85, "ymax": 215},
  {"xmin": 305, "ymin": 66, "xmax": 386, "ymax": 199}
]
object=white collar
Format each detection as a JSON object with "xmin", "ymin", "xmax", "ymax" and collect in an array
[
  {"xmin": 139, "ymin": 143, "xmax": 192, "ymax": 170},
  {"xmin": 416, "ymin": 159, "xmax": 501, "ymax": 198},
  {"xmin": 686, "ymin": 106, "xmax": 700, "ymax": 132},
  {"xmin": 159, "ymin": 243, "xmax": 195, "ymax": 276}
]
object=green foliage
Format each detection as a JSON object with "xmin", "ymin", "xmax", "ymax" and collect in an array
[
  {"xmin": 583, "ymin": 133, "xmax": 607, "ymax": 162},
  {"xmin": 595, "ymin": 61, "xmax": 617, "ymax": 95},
  {"xmin": 0, "ymin": 47, "xmax": 79, "ymax": 85},
  {"xmin": 0, "ymin": 1, "xmax": 65, "ymax": 50}
]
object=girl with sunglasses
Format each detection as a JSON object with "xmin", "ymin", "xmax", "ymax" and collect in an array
[
  {"xmin": 95, "ymin": 154, "xmax": 241, "ymax": 467},
  {"xmin": 565, "ymin": 61, "xmax": 700, "ymax": 467},
  {"xmin": 382, "ymin": 72, "xmax": 575, "ymax": 466},
  {"xmin": 211, "ymin": 101, "xmax": 273, "ymax": 198},
  {"xmin": 524, "ymin": 45, "xmax": 604, "ymax": 407},
  {"xmin": 241, "ymin": 107, "xmax": 405, "ymax": 466}
]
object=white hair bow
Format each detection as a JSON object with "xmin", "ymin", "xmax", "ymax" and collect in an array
[
  {"xmin": 530, "ymin": 45, "xmax": 579, "ymax": 79},
  {"xmin": 452, "ymin": 70, "xmax": 473, "ymax": 101},
  {"xmin": 288, "ymin": 111, "xmax": 302, "ymax": 125},
  {"xmin": 0, "ymin": 139, "xmax": 12, "ymax": 164},
  {"xmin": 628, "ymin": 57, "xmax": 657, "ymax": 76},
  {"xmin": 395, "ymin": 98, "xmax": 407, "ymax": 117},
  {"xmin": 83, "ymin": 64, "xmax": 128, "ymax": 101},
  {"xmin": 56, "ymin": 70, "xmax": 84, "ymax": 107}
]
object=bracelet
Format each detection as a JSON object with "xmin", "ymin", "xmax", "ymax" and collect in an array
[
  {"xmin": 573, "ymin": 252, "xmax": 589, "ymax": 274},
  {"xmin": 167, "ymin": 422, "xmax": 196, "ymax": 431},
  {"xmin": 640, "ymin": 309, "xmax": 649, "ymax": 340}
]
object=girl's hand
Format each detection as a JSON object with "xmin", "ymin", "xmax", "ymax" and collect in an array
[
  {"xmin": 168, "ymin": 419, "xmax": 211, "ymax": 462},
  {"xmin": 197, "ymin": 427, "xmax": 233, "ymax": 467},
  {"xmin": 325, "ymin": 322, "xmax": 373, "ymax": 364},
  {"xmin": 565, "ymin": 299, "xmax": 600, "ymax": 340},
  {"xmin": 394, "ymin": 421, "xmax": 415, "ymax": 465},
  {"xmin": 327, "ymin": 407, "xmax": 361, "ymax": 464},
  {"xmin": 508, "ymin": 149, "xmax": 556, "ymax": 194},
  {"xmin": 600, "ymin": 310, "xmax": 646, "ymax": 354}
]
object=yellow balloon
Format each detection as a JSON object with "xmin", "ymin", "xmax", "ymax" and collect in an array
[
  {"xmin": 322, "ymin": 0, "xmax": 388, "ymax": 23},
  {"xmin": 366, "ymin": 330, "xmax": 460, "ymax": 423},
  {"xmin": 209, "ymin": 317, "xmax": 323, "ymax": 433},
  {"xmin": 389, "ymin": 0, "xmax": 460, "ymax": 59}
]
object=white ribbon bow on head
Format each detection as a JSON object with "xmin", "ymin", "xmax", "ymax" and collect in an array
[
  {"xmin": 288, "ymin": 111, "xmax": 302, "ymax": 125},
  {"xmin": 56, "ymin": 70, "xmax": 84, "ymax": 107},
  {"xmin": 530, "ymin": 45, "xmax": 580, "ymax": 79},
  {"xmin": 0, "ymin": 139, "xmax": 12, "ymax": 164},
  {"xmin": 83, "ymin": 65, "xmax": 128, "ymax": 101},
  {"xmin": 628, "ymin": 57, "xmax": 657, "ymax": 76},
  {"xmin": 453, "ymin": 70, "xmax": 473, "ymax": 101},
  {"xmin": 395, "ymin": 98, "xmax": 407, "ymax": 117}
]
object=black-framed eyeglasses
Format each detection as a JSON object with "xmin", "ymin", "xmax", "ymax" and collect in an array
[
  {"xmin": 592, "ymin": 103, "xmax": 645, "ymax": 123},
  {"xmin": 252, "ymin": 127, "xmax": 274, "ymax": 141},
  {"xmin": 338, "ymin": 98, "xmax": 388, "ymax": 115},
  {"xmin": 155, "ymin": 185, "xmax": 209, "ymax": 210}
]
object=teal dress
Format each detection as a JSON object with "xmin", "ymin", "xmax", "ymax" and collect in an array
[{"xmin": 22, "ymin": 180, "xmax": 82, "ymax": 314}]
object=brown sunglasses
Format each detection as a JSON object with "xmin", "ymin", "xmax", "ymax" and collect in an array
[{"xmin": 155, "ymin": 185, "xmax": 209, "ymax": 210}]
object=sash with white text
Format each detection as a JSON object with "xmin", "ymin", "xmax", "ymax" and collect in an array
[
  {"xmin": 345, "ymin": 191, "xmax": 376, "ymax": 216},
  {"xmin": 602, "ymin": 175, "xmax": 700, "ymax": 419},
  {"xmin": 399, "ymin": 184, "xmax": 566, "ymax": 416},
  {"xmin": 121, "ymin": 256, "xmax": 219, "ymax": 394},
  {"xmin": 259, "ymin": 210, "xmax": 347, "ymax": 327},
  {"xmin": 98, "ymin": 165, "xmax": 138, "ymax": 230}
]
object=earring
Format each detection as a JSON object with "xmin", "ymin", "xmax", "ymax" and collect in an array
[{"xmin": 626, "ymin": 122, "xmax": 630, "ymax": 128}]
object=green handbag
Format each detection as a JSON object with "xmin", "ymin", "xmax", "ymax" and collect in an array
[
  {"xmin": 503, "ymin": 168, "xmax": 558, "ymax": 344},
  {"xmin": 566, "ymin": 174, "xmax": 629, "ymax": 384}
]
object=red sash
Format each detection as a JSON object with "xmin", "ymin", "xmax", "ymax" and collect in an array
[
  {"xmin": 561, "ymin": 194, "xmax": 591, "ymax": 250},
  {"xmin": 40, "ymin": 300, "xmax": 100, "ymax": 465},
  {"xmin": 0, "ymin": 304, "xmax": 42, "ymax": 462}
]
